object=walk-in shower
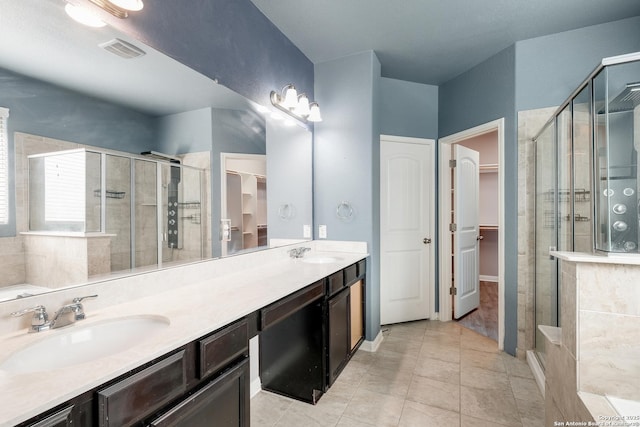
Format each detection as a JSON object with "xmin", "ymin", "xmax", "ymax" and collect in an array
[
  {"xmin": 532, "ymin": 52, "xmax": 640, "ymax": 369},
  {"xmin": 27, "ymin": 148, "xmax": 204, "ymax": 285}
]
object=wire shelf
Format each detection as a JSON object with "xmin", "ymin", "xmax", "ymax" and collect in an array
[{"xmin": 93, "ymin": 189, "xmax": 126, "ymax": 199}]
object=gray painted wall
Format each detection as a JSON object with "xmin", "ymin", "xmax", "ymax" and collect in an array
[
  {"xmin": 109, "ymin": 0, "xmax": 314, "ymax": 110},
  {"xmin": 314, "ymin": 51, "xmax": 381, "ymax": 341},
  {"xmin": 516, "ymin": 16, "xmax": 640, "ymax": 111},
  {"xmin": 266, "ymin": 121, "xmax": 313, "ymax": 240},
  {"xmin": 158, "ymin": 107, "xmax": 213, "ymax": 155},
  {"xmin": 380, "ymin": 77, "xmax": 438, "ymax": 139},
  {"xmin": 439, "ymin": 45, "xmax": 518, "ymax": 355}
]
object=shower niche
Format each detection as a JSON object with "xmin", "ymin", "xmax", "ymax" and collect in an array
[{"xmin": 27, "ymin": 148, "xmax": 205, "ymax": 287}]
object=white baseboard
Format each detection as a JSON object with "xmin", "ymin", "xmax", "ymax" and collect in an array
[
  {"xmin": 480, "ymin": 275, "xmax": 499, "ymax": 283},
  {"xmin": 527, "ymin": 350, "xmax": 545, "ymax": 397},
  {"xmin": 359, "ymin": 330, "xmax": 383, "ymax": 352},
  {"xmin": 250, "ymin": 377, "xmax": 262, "ymax": 398}
]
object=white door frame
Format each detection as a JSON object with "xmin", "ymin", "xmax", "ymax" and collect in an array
[
  {"xmin": 220, "ymin": 152, "xmax": 267, "ymax": 257},
  {"xmin": 380, "ymin": 134, "xmax": 437, "ymax": 321},
  {"xmin": 438, "ymin": 118, "xmax": 505, "ymax": 350}
]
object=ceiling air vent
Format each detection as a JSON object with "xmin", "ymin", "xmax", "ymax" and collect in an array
[{"xmin": 99, "ymin": 38, "xmax": 146, "ymax": 59}]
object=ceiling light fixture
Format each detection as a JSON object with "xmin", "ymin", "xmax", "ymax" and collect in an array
[{"xmin": 270, "ymin": 84, "xmax": 322, "ymax": 123}]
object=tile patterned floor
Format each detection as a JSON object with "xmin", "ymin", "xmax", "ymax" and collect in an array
[
  {"xmin": 456, "ymin": 281, "xmax": 499, "ymax": 341},
  {"xmin": 251, "ymin": 320, "xmax": 544, "ymax": 426}
]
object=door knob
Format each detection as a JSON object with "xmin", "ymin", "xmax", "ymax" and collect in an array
[
  {"xmin": 477, "ymin": 235, "xmax": 484, "ymax": 241},
  {"xmin": 423, "ymin": 237, "xmax": 432, "ymax": 244}
]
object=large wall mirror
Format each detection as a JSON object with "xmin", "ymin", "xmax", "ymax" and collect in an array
[{"xmin": 0, "ymin": 0, "xmax": 313, "ymax": 302}]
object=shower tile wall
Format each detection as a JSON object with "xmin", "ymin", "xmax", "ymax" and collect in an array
[
  {"xmin": 517, "ymin": 107, "xmax": 557, "ymax": 358},
  {"xmin": 573, "ymin": 108, "xmax": 592, "ymax": 252},
  {"xmin": 106, "ymin": 155, "xmax": 132, "ymax": 272},
  {"xmin": 135, "ymin": 159, "xmax": 159, "ymax": 268},
  {"xmin": 0, "ymin": 133, "xmax": 80, "ymax": 287},
  {"xmin": 178, "ymin": 151, "xmax": 211, "ymax": 260}
]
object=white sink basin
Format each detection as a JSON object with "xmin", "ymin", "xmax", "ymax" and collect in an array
[
  {"xmin": 301, "ymin": 256, "xmax": 342, "ymax": 264},
  {"xmin": 0, "ymin": 315, "xmax": 170, "ymax": 374}
]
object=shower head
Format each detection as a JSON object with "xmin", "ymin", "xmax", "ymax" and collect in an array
[
  {"xmin": 600, "ymin": 81, "xmax": 640, "ymax": 114},
  {"xmin": 140, "ymin": 151, "xmax": 181, "ymax": 164}
]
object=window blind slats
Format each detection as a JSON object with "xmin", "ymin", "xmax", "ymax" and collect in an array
[
  {"xmin": 0, "ymin": 107, "xmax": 9, "ymax": 224},
  {"xmin": 44, "ymin": 152, "xmax": 85, "ymax": 222}
]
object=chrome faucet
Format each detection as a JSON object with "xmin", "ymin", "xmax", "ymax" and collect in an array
[
  {"xmin": 10, "ymin": 295, "xmax": 98, "ymax": 333},
  {"xmin": 288, "ymin": 247, "xmax": 311, "ymax": 258},
  {"xmin": 10, "ymin": 305, "xmax": 50, "ymax": 333}
]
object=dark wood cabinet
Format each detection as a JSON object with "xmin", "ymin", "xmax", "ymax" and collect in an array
[
  {"xmin": 261, "ymin": 259, "xmax": 367, "ymax": 400},
  {"xmin": 19, "ymin": 319, "xmax": 250, "ymax": 427},
  {"xmin": 98, "ymin": 350, "xmax": 188, "ymax": 427},
  {"xmin": 327, "ymin": 261, "xmax": 366, "ymax": 387},
  {"xmin": 260, "ymin": 281, "xmax": 326, "ymax": 404},
  {"xmin": 25, "ymin": 406, "xmax": 73, "ymax": 427},
  {"xmin": 19, "ymin": 257, "xmax": 367, "ymax": 425},
  {"xmin": 149, "ymin": 358, "xmax": 250, "ymax": 427},
  {"xmin": 328, "ymin": 286, "xmax": 350, "ymax": 385}
]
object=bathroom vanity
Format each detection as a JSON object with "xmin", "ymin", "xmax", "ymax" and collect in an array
[{"xmin": 0, "ymin": 242, "xmax": 368, "ymax": 427}]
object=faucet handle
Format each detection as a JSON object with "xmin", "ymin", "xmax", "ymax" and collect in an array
[
  {"xmin": 71, "ymin": 294, "xmax": 98, "ymax": 320},
  {"xmin": 10, "ymin": 304, "xmax": 47, "ymax": 317},
  {"xmin": 10, "ymin": 305, "xmax": 50, "ymax": 333},
  {"xmin": 72, "ymin": 294, "xmax": 98, "ymax": 304}
]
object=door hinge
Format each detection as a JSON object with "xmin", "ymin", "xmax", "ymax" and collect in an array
[
  {"xmin": 449, "ymin": 286, "xmax": 457, "ymax": 295},
  {"xmin": 449, "ymin": 223, "xmax": 457, "ymax": 232},
  {"xmin": 449, "ymin": 159, "xmax": 456, "ymax": 168}
]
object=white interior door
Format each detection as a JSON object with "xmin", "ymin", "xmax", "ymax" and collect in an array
[
  {"xmin": 380, "ymin": 136, "xmax": 434, "ymax": 324},
  {"xmin": 453, "ymin": 144, "xmax": 480, "ymax": 319}
]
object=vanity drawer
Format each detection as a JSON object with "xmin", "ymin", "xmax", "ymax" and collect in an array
[
  {"xmin": 344, "ymin": 263, "xmax": 358, "ymax": 286},
  {"xmin": 261, "ymin": 280, "xmax": 325, "ymax": 329},
  {"xmin": 199, "ymin": 318, "xmax": 248, "ymax": 379},
  {"xmin": 357, "ymin": 259, "xmax": 366, "ymax": 278},
  {"xmin": 97, "ymin": 350, "xmax": 187, "ymax": 427},
  {"xmin": 328, "ymin": 270, "xmax": 344, "ymax": 295}
]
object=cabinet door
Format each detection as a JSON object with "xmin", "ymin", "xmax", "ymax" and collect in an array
[
  {"xmin": 328, "ymin": 287, "xmax": 350, "ymax": 386},
  {"xmin": 149, "ymin": 358, "xmax": 250, "ymax": 427},
  {"xmin": 349, "ymin": 279, "xmax": 364, "ymax": 351}
]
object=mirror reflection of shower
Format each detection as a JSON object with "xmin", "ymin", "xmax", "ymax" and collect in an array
[{"xmin": 27, "ymin": 147, "xmax": 205, "ymax": 287}]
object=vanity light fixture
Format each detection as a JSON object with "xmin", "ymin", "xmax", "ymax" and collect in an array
[
  {"xmin": 108, "ymin": 0, "xmax": 144, "ymax": 11},
  {"xmin": 270, "ymin": 84, "xmax": 322, "ymax": 123},
  {"xmin": 66, "ymin": 0, "xmax": 145, "ymax": 23},
  {"xmin": 65, "ymin": 3, "xmax": 107, "ymax": 27}
]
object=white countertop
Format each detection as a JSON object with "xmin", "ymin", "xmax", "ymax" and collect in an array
[
  {"xmin": 0, "ymin": 247, "xmax": 367, "ymax": 426},
  {"xmin": 550, "ymin": 250, "xmax": 640, "ymax": 265}
]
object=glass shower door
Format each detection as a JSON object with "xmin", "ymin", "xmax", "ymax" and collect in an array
[{"xmin": 534, "ymin": 122, "xmax": 558, "ymax": 370}]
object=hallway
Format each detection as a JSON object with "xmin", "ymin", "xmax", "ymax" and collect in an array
[{"xmin": 251, "ymin": 320, "xmax": 544, "ymax": 426}]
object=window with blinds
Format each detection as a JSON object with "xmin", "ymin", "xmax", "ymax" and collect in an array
[
  {"xmin": 44, "ymin": 151, "xmax": 85, "ymax": 223},
  {"xmin": 0, "ymin": 107, "xmax": 9, "ymax": 225}
]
